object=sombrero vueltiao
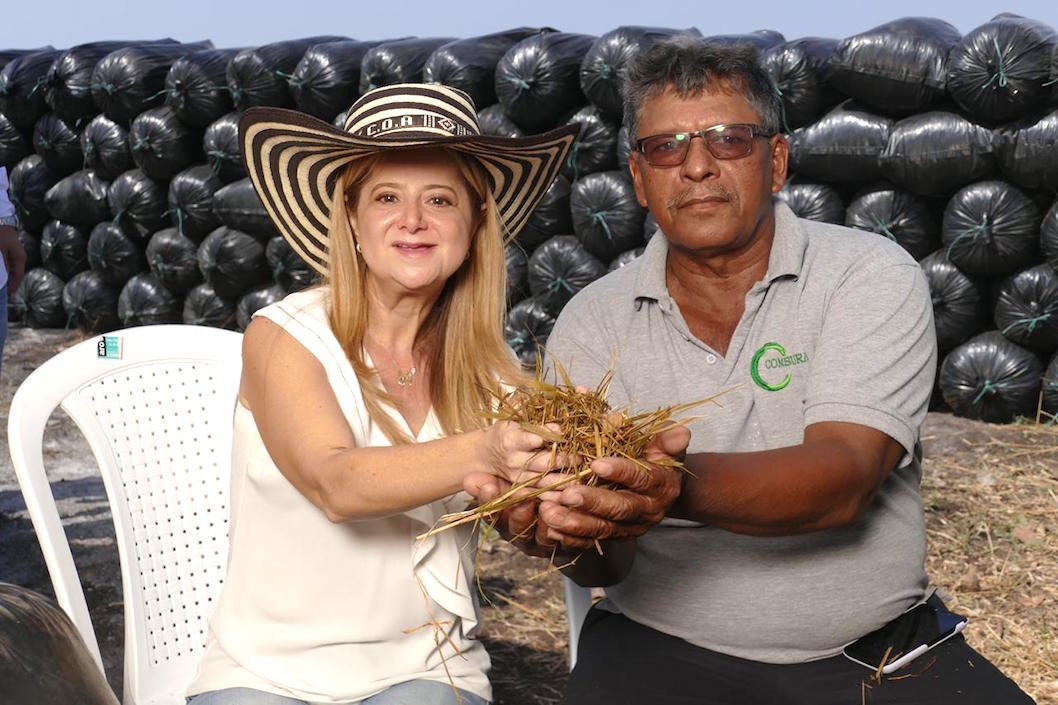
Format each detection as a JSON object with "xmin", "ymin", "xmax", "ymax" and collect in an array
[{"xmin": 240, "ymin": 83, "xmax": 580, "ymax": 276}]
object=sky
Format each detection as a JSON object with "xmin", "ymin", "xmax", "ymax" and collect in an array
[{"xmin": 3, "ymin": 0, "xmax": 1058, "ymax": 49}]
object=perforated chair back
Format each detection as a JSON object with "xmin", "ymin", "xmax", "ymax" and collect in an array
[{"xmin": 8, "ymin": 325, "xmax": 243, "ymax": 705}]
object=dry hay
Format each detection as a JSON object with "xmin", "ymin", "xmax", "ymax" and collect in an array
[{"xmin": 921, "ymin": 416, "xmax": 1058, "ymax": 703}]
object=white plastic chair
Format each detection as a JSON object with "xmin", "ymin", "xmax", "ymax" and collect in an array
[
  {"xmin": 563, "ymin": 577, "xmax": 593, "ymax": 669},
  {"xmin": 8, "ymin": 324, "xmax": 243, "ymax": 705}
]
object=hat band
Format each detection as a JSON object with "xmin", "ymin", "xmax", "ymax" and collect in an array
[{"xmin": 351, "ymin": 113, "xmax": 477, "ymax": 139}]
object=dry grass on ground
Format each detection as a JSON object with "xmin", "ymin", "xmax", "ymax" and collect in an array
[{"xmin": 920, "ymin": 415, "xmax": 1058, "ymax": 704}]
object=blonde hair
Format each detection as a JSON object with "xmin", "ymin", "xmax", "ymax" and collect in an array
[{"xmin": 326, "ymin": 148, "xmax": 525, "ymax": 444}]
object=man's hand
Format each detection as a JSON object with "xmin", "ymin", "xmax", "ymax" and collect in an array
[
  {"xmin": 536, "ymin": 424, "xmax": 691, "ymax": 550},
  {"xmin": 0, "ymin": 225, "xmax": 26, "ymax": 293}
]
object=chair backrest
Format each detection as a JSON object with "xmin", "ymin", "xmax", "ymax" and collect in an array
[{"xmin": 8, "ymin": 325, "xmax": 243, "ymax": 705}]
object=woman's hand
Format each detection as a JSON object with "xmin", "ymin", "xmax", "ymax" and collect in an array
[{"xmin": 480, "ymin": 420, "xmax": 565, "ymax": 485}]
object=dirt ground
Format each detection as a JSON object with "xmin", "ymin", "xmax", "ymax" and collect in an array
[{"xmin": 1, "ymin": 323, "xmax": 1055, "ymax": 704}]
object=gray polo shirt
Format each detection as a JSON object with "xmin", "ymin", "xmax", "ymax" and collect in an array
[{"xmin": 545, "ymin": 200, "xmax": 937, "ymax": 664}]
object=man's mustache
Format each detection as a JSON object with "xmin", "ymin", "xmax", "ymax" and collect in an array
[{"xmin": 667, "ymin": 187, "xmax": 735, "ymax": 209}]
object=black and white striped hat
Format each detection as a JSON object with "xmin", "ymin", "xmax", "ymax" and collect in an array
[{"xmin": 240, "ymin": 83, "xmax": 579, "ymax": 275}]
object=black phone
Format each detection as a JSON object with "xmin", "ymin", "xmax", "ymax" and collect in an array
[{"xmin": 842, "ymin": 594, "xmax": 967, "ymax": 674}]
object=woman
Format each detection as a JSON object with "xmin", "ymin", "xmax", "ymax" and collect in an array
[{"xmin": 186, "ymin": 84, "xmax": 578, "ymax": 705}]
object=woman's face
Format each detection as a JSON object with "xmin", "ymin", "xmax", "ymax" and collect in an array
[{"xmin": 348, "ymin": 149, "xmax": 478, "ymax": 299}]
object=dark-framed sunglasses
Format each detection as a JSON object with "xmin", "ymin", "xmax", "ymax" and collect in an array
[{"xmin": 634, "ymin": 123, "xmax": 776, "ymax": 166}]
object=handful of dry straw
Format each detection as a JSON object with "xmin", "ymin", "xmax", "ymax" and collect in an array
[{"xmin": 417, "ymin": 362, "xmax": 718, "ymax": 541}]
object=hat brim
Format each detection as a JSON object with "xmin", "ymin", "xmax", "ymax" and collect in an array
[{"xmin": 240, "ymin": 107, "xmax": 579, "ymax": 276}]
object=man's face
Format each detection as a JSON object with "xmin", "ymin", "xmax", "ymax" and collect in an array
[{"xmin": 629, "ymin": 84, "xmax": 788, "ymax": 258}]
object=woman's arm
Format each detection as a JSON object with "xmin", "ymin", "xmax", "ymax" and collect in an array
[{"xmin": 241, "ymin": 316, "xmax": 550, "ymax": 522}]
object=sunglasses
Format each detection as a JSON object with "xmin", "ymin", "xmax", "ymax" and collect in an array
[{"xmin": 634, "ymin": 123, "xmax": 775, "ymax": 167}]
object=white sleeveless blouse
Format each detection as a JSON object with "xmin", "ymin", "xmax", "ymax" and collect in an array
[{"xmin": 187, "ymin": 287, "xmax": 491, "ymax": 703}]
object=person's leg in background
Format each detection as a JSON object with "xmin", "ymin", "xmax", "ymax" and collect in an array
[{"xmin": 1, "ymin": 282, "xmax": 7, "ymax": 379}]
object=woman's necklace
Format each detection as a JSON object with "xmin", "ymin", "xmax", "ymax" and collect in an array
[{"xmin": 368, "ymin": 338, "xmax": 418, "ymax": 388}]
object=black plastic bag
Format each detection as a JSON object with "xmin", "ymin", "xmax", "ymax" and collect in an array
[
  {"xmin": 495, "ymin": 33, "xmax": 596, "ymax": 132},
  {"xmin": 570, "ymin": 171, "xmax": 646, "ymax": 262},
  {"xmin": 0, "ymin": 112, "xmax": 30, "ymax": 169},
  {"xmin": 163, "ymin": 48, "xmax": 241, "ymax": 128},
  {"xmin": 183, "ymin": 282, "xmax": 237, "ymax": 328},
  {"xmin": 40, "ymin": 220, "xmax": 90, "ymax": 280},
  {"xmin": 939, "ymin": 330, "xmax": 1045, "ymax": 423},
  {"xmin": 332, "ymin": 107, "xmax": 351, "ymax": 129},
  {"xmin": 359, "ymin": 37, "xmax": 455, "ymax": 93},
  {"xmin": 948, "ymin": 15, "xmax": 1058, "ymax": 125},
  {"xmin": 290, "ymin": 40, "xmax": 379, "ymax": 121},
  {"xmin": 44, "ymin": 40, "xmax": 178, "ymax": 121},
  {"xmin": 1043, "ymin": 351, "xmax": 1058, "ymax": 416},
  {"xmin": 643, "ymin": 211, "xmax": 659, "ymax": 241},
  {"xmin": 994, "ymin": 264, "xmax": 1058, "ymax": 351},
  {"xmin": 14, "ymin": 267, "xmax": 66, "ymax": 328},
  {"xmin": 1, "ymin": 47, "xmax": 55, "ymax": 72},
  {"xmin": 607, "ymin": 247, "xmax": 644, "ymax": 272},
  {"xmin": 505, "ymin": 296, "xmax": 557, "ymax": 366},
  {"xmin": 527, "ymin": 235, "xmax": 607, "ymax": 316},
  {"xmin": 197, "ymin": 226, "xmax": 270, "ymax": 299},
  {"xmin": 879, "ymin": 112, "xmax": 996, "ymax": 197},
  {"xmin": 203, "ymin": 111, "xmax": 245, "ymax": 182},
  {"xmin": 776, "ymin": 181, "xmax": 845, "ymax": 224},
  {"xmin": 762, "ymin": 37, "xmax": 842, "ymax": 130},
  {"xmin": 477, "ymin": 104, "xmax": 524, "ymax": 138},
  {"xmin": 108, "ymin": 169, "xmax": 169, "ymax": 241},
  {"xmin": 226, "ymin": 36, "xmax": 347, "ymax": 110},
  {"xmin": 43, "ymin": 169, "xmax": 111, "ymax": 225},
  {"xmin": 62, "ymin": 270, "xmax": 120, "ymax": 333},
  {"xmin": 425, "ymin": 29, "xmax": 549, "ymax": 110},
  {"xmin": 7, "ymin": 154, "xmax": 58, "ymax": 232},
  {"xmin": 80, "ymin": 114, "xmax": 133, "ymax": 181},
  {"xmin": 518, "ymin": 175, "xmax": 572, "ymax": 252},
  {"xmin": 827, "ymin": 18, "xmax": 961, "ymax": 116},
  {"xmin": 146, "ymin": 227, "xmax": 204, "ymax": 295},
  {"xmin": 87, "ymin": 221, "xmax": 147, "ymax": 287},
  {"xmin": 844, "ymin": 185, "xmax": 940, "ymax": 261},
  {"xmin": 32, "ymin": 112, "xmax": 83, "ymax": 177},
  {"xmin": 563, "ymin": 105, "xmax": 619, "ymax": 181},
  {"xmin": 506, "ymin": 243, "xmax": 530, "ymax": 304},
  {"xmin": 265, "ymin": 235, "xmax": 317, "ymax": 293},
  {"xmin": 941, "ymin": 180, "xmax": 1041, "ymax": 278},
  {"xmin": 920, "ymin": 249, "xmax": 989, "ymax": 351},
  {"xmin": 128, "ymin": 107, "xmax": 203, "ymax": 182},
  {"xmin": 18, "ymin": 230, "xmax": 41, "ymax": 270},
  {"xmin": 118, "ymin": 272, "xmax": 182, "ymax": 326},
  {"xmin": 1042, "ymin": 199, "xmax": 1058, "ymax": 273},
  {"xmin": 580, "ymin": 27, "xmax": 699, "ymax": 122},
  {"xmin": 90, "ymin": 41, "xmax": 214, "ymax": 123},
  {"xmin": 994, "ymin": 108, "xmax": 1058, "ymax": 193},
  {"xmin": 0, "ymin": 48, "xmax": 62, "ymax": 131},
  {"xmin": 168, "ymin": 165, "xmax": 222, "ymax": 242},
  {"xmin": 212, "ymin": 178, "xmax": 279, "ymax": 240},
  {"xmin": 236, "ymin": 283, "xmax": 285, "ymax": 330},
  {"xmin": 788, "ymin": 101, "xmax": 892, "ymax": 186}
]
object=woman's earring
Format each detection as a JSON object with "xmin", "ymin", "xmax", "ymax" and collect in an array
[{"xmin": 355, "ymin": 241, "xmax": 362, "ymax": 253}]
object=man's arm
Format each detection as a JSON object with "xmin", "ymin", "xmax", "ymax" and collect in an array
[{"xmin": 0, "ymin": 224, "xmax": 26, "ymax": 293}]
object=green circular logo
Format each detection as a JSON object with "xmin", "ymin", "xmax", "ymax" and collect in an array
[{"xmin": 751, "ymin": 342, "xmax": 792, "ymax": 392}]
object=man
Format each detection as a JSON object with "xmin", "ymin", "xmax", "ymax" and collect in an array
[
  {"xmin": 469, "ymin": 37, "xmax": 1034, "ymax": 704},
  {"xmin": 0, "ymin": 165, "xmax": 27, "ymax": 378}
]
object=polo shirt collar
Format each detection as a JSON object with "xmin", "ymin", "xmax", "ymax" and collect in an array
[{"xmin": 632, "ymin": 199, "xmax": 809, "ymax": 305}]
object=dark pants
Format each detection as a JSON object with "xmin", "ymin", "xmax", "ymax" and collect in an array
[{"xmin": 562, "ymin": 608, "xmax": 1035, "ymax": 705}]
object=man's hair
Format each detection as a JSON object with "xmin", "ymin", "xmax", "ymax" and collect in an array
[{"xmin": 622, "ymin": 36, "xmax": 783, "ymax": 151}]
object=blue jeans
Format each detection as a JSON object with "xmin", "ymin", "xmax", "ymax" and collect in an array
[{"xmin": 188, "ymin": 681, "xmax": 490, "ymax": 705}]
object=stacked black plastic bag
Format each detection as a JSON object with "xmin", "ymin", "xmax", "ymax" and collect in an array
[{"xmin": 4, "ymin": 18, "xmax": 1058, "ymax": 424}]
